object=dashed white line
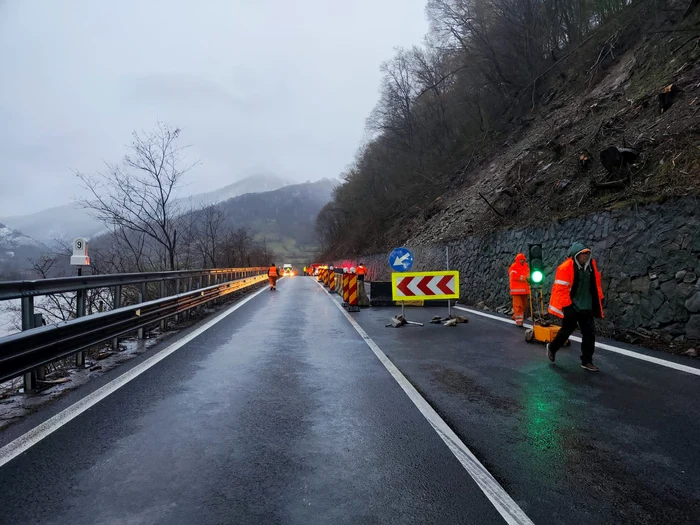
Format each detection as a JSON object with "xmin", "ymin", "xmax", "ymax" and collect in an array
[
  {"xmin": 0, "ymin": 286, "xmax": 268, "ymax": 469},
  {"xmin": 454, "ymin": 305, "xmax": 700, "ymax": 377},
  {"xmin": 317, "ymin": 282, "xmax": 534, "ymax": 525}
]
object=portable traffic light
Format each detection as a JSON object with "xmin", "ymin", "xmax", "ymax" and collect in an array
[{"xmin": 529, "ymin": 244, "xmax": 544, "ymax": 284}]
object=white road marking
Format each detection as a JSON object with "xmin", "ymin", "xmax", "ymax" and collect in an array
[
  {"xmin": 454, "ymin": 305, "xmax": 700, "ymax": 377},
  {"xmin": 317, "ymin": 282, "xmax": 534, "ymax": 525},
  {"xmin": 0, "ymin": 286, "xmax": 268, "ymax": 469}
]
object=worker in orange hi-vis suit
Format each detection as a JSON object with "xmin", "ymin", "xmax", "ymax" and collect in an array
[
  {"xmin": 268, "ymin": 264, "xmax": 279, "ymax": 290},
  {"xmin": 509, "ymin": 253, "xmax": 531, "ymax": 327}
]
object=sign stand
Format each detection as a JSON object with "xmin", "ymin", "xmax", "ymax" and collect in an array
[
  {"xmin": 390, "ymin": 270, "xmax": 460, "ymax": 327},
  {"xmin": 446, "ymin": 246, "xmax": 452, "ymax": 319}
]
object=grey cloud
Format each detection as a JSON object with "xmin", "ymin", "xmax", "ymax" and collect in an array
[{"xmin": 0, "ymin": 0, "xmax": 428, "ymax": 216}]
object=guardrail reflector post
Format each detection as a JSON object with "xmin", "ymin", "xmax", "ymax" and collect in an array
[
  {"xmin": 159, "ymin": 281, "xmax": 167, "ymax": 332},
  {"xmin": 75, "ymin": 289, "xmax": 86, "ymax": 368},
  {"xmin": 21, "ymin": 297, "xmax": 37, "ymax": 393},
  {"xmin": 113, "ymin": 285, "xmax": 122, "ymax": 351},
  {"xmin": 138, "ymin": 282, "xmax": 146, "ymax": 339},
  {"xmin": 174, "ymin": 279, "xmax": 181, "ymax": 324}
]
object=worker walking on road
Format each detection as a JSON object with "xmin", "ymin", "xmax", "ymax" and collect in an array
[
  {"xmin": 547, "ymin": 242, "xmax": 605, "ymax": 372},
  {"xmin": 356, "ymin": 263, "xmax": 367, "ymax": 281},
  {"xmin": 509, "ymin": 253, "xmax": 530, "ymax": 327},
  {"xmin": 268, "ymin": 263, "xmax": 279, "ymax": 291}
]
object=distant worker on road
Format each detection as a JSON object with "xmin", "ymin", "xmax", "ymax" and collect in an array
[
  {"xmin": 268, "ymin": 263, "xmax": 279, "ymax": 291},
  {"xmin": 356, "ymin": 263, "xmax": 367, "ymax": 281},
  {"xmin": 547, "ymin": 243, "xmax": 605, "ymax": 372},
  {"xmin": 509, "ymin": 253, "xmax": 530, "ymax": 327}
]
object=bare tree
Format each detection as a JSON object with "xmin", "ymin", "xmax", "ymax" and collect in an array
[
  {"xmin": 76, "ymin": 123, "xmax": 195, "ymax": 271},
  {"xmin": 192, "ymin": 205, "xmax": 227, "ymax": 268}
]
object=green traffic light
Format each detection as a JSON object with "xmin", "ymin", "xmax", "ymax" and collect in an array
[{"xmin": 531, "ymin": 270, "xmax": 543, "ymax": 283}]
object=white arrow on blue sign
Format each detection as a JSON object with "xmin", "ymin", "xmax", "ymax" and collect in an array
[{"xmin": 389, "ymin": 247, "xmax": 413, "ymax": 272}]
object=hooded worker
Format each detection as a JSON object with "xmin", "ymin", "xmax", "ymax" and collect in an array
[
  {"xmin": 509, "ymin": 253, "xmax": 530, "ymax": 327},
  {"xmin": 547, "ymin": 242, "xmax": 604, "ymax": 372},
  {"xmin": 268, "ymin": 263, "xmax": 279, "ymax": 290}
]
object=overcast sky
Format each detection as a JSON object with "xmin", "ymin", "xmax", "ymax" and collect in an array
[{"xmin": 0, "ymin": 0, "xmax": 428, "ymax": 216}]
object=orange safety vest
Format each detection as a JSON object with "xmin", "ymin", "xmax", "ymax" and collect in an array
[
  {"xmin": 508, "ymin": 255, "xmax": 530, "ymax": 296},
  {"xmin": 268, "ymin": 266, "xmax": 278, "ymax": 277},
  {"xmin": 356, "ymin": 265, "xmax": 367, "ymax": 276},
  {"xmin": 548, "ymin": 258, "xmax": 604, "ymax": 319}
]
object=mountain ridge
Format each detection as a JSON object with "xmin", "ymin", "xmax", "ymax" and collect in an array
[{"xmin": 0, "ymin": 174, "xmax": 293, "ymax": 245}]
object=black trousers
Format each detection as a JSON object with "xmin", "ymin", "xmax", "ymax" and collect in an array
[{"xmin": 550, "ymin": 307, "xmax": 596, "ymax": 364}]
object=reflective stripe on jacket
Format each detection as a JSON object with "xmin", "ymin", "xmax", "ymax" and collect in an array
[
  {"xmin": 508, "ymin": 261, "xmax": 530, "ymax": 296},
  {"xmin": 548, "ymin": 258, "xmax": 604, "ymax": 318}
]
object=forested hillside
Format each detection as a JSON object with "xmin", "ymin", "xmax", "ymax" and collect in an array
[{"xmin": 318, "ymin": 0, "xmax": 700, "ymax": 256}]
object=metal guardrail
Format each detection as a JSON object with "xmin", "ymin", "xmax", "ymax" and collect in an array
[
  {"xmin": 0, "ymin": 267, "xmax": 265, "ymax": 301},
  {"xmin": 0, "ymin": 268, "xmax": 268, "ymax": 389}
]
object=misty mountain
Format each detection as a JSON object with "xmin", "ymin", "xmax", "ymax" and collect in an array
[
  {"xmin": 0, "ymin": 203, "xmax": 106, "ymax": 246},
  {"xmin": 0, "ymin": 174, "xmax": 291, "ymax": 246},
  {"xmin": 214, "ymin": 179, "xmax": 337, "ymax": 262},
  {"xmin": 178, "ymin": 173, "xmax": 290, "ymax": 209},
  {"xmin": 0, "ymin": 223, "xmax": 47, "ymax": 273}
]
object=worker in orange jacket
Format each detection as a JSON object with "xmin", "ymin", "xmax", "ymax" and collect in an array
[
  {"xmin": 546, "ymin": 242, "xmax": 604, "ymax": 372},
  {"xmin": 509, "ymin": 253, "xmax": 531, "ymax": 327},
  {"xmin": 268, "ymin": 264, "xmax": 279, "ymax": 290},
  {"xmin": 356, "ymin": 263, "xmax": 367, "ymax": 281}
]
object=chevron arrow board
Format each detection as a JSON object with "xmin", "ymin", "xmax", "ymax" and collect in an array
[{"xmin": 391, "ymin": 271, "xmax": 460, "ymax": 301}]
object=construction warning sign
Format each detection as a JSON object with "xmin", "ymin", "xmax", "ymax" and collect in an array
[{"xmin": 391, "ymin": 271, "xmax": 460, "ymax": 301}]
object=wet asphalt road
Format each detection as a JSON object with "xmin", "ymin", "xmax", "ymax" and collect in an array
[
  {"xmin": 0, "ymin": 277, "xmax": 505, "ymax": 525},
  {"xmin": 351, "ymin": 300, "xmax": 700, "ymax": 524}
]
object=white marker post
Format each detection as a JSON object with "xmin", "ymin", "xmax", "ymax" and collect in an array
[{"xmin": 70, "ymin": 238, "xmax": 90, "ymax": 367}]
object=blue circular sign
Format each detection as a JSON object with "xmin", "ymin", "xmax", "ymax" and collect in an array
[{"xmin": 389, "ymin": 247, "xmax": 413, "ymax": 272}]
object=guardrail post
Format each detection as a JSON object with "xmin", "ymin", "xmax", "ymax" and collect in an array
[
  {"xmin": 112, "ymin": 285, "xmax": 121, "ymax": 351},
  {"xmin": 21, "ymin": 297, "xmax": 37, "ymax": 393},
  {"xmin": 138, "ymin": 282, "xmax": 146, "ymax": 339},
  {"xmin": 32, "ymin": 313, "xmax": 46, "ymax": 381},
  {"xmin": 75, "ymin": 289, "xmax": 86, "ymax": 368},
  {"xmin": 159, "ymin": 280, "xmax": 166, "ymax": 332},
  {"xmin": 174, "ymin": 278, "xmax": 180, "ymax": 324},
  {"xmin": 188, "ymin": 276, "xmax": 194, "ymax": 319}
]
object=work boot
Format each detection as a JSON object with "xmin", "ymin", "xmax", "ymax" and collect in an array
[
  {"xmin": 516, "ymin": 322, "xmax": 524, "ymax": 327},
  {"xmin": 546, "ymin": 343, "xmax": 555, "ymax": 362},
  {"xmin": 581, "ymin": 362, "xmax": 599, "ymax": 372}
]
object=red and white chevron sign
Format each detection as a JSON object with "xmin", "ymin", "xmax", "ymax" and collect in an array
[{"xmin": 391, "ymin": 271, "xmax": 460, "ymax": 300}]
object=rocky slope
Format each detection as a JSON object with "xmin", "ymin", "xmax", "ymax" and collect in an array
[{"xmin": 390, "ymin": 2, "xmax": 700, "ymax": 248}]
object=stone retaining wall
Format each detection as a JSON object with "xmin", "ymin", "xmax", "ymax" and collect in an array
[{"xmin": 342, "ymin": 197, "xmax": 700, "ymax": 343}]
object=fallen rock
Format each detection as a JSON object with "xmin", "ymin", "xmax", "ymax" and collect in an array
[
  {"xmin": 683, "ymin": 348, "xmax": 697, "ymax": 357},
  {"xmin": 579, "ymin": 153, "xmax": 591, "ymax": 170},
  {"xmin": 676, "ymin": 270, "xmax": 687, "ymax": 282},
  {"xmin": 443, "ymin": 318, "xmax": 458, "ymax": 327},
  {"xmin": 658, "ymin": 83, "xmax": 681, "ymax": 113},
  {"xmin": 600, "ymin": 146, "xmax": 639, "ymax": 175},
  {"xmin": 388, "ymin": 315, "xmax": 407, "ymax": 328}
]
